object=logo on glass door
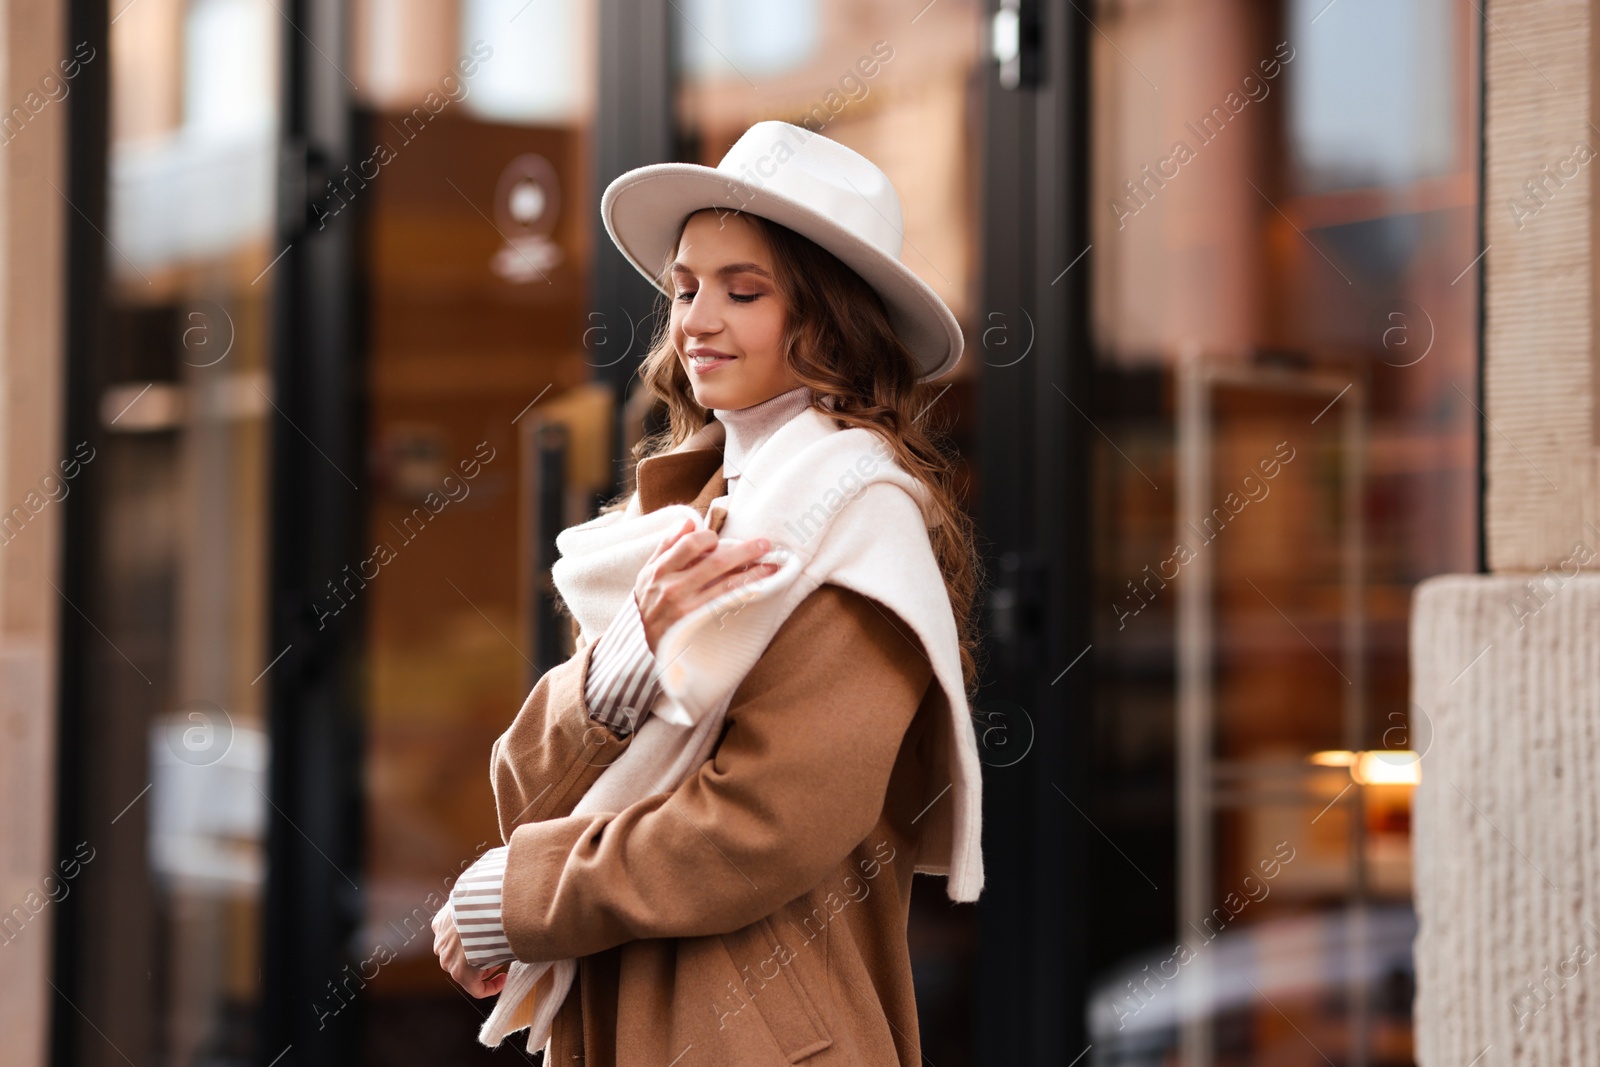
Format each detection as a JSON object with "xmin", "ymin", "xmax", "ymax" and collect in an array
[{"xmin": 491, "ymin": 153, "xmax": 563, "ymax": 284}]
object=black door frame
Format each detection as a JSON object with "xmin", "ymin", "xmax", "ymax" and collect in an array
[
  {"xmin": 257, "ymin": 1, "xmax": 367, "ymax": 1064},
  {"xmin": 974, "ymin": 0, "xmax": 1094, "ymax": 1062},
  {"xmin": 51, "ymin": 0, "xmax": 111, "ymax": 1058},
  {"xmin": 592, "ymin": 0, "xmax": 679, "ymax": 486}
]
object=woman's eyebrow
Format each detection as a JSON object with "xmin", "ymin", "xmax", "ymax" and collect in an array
[{"xmin": 669, "ymin": 261, "xmax": 773, "ymax": 279}]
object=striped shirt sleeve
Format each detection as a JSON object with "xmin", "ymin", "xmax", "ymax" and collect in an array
[
  {"xmin": 582, "ymin": 592, "xmax": 662, "ymax": 740},
  {"xmin": 450, "ymin": 846, "xmax": 517, "ymax": 968}
]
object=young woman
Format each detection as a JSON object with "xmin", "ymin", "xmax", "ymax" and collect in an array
[{"xmin": 432, "ymin": 120, "xmax": 986, "ymax": 1065}]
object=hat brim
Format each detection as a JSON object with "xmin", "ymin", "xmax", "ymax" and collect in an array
[{"xmin": 600, "ymin": 163, "xmax": 964, "ymax": 382}]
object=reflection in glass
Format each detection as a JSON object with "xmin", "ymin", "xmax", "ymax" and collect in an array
[
  {"xmin": 1086, "ymin": 1, "xmax": 1478, "ymax": 1063},
  {"xmin": 66, "ymin": 1, "xmax": 280, "ymax": 1066},
  {"xmin": 347, "ymin": 1, "xmax": 601, "ymax": 1060}
]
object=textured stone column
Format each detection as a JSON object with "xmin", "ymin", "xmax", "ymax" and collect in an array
[
  {"xmin": 1411, "ymin": 0, "xmax": 1600, "ymax": 1059},
  {"xmin": 1412, "ymin": 574, "xmax": 1600, "ymax": 1065},
  {"xmin": 1480, "ymin": 0, "xmax": 1600, "ymax": 567}
]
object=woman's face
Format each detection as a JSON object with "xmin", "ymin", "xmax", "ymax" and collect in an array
[{"xmin": 669, "ymin": 210, "xmax": 801, "ymax": 411}]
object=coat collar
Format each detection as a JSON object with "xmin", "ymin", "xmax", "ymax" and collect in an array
[{"xmin": 636, "ymin": 447, "xmax": 726, "ymax": 517}]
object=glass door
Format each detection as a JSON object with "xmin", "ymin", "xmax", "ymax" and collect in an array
[
  {"xmin": 1081, "ymin": 1, "xmax": 1479, "ymax": 1064},
  {"xmin": 1170, "ymin": 359, "xmax": 1388, "ymax": 1066},
  {"xmin": 334, "ymin": 2, "xmax": 606, "ymax": 1062},
  {"xmin": 54, "ymin": 1, "xmax": 281, "ymax": 1065}
]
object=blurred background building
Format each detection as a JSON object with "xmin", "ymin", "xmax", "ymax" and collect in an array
[{"xmin": 0, "ymin": 0, "xmax": 1590, "ymax": 1065}]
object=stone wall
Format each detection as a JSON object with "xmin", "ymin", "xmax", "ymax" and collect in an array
[
  {"xmin": 0, "ymin": 3, "xmax": 67, "ymax": 1066},
  {"xmin": 1412, "ymin": 0, "xmax": 1600, "ymax": 1061}
]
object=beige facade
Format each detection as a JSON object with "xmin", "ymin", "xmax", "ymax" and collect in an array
[
  {"xmin": 1411, "ymin": 0, "xmax": 1600, "ymax": 1062},
  {"xmin": 0, "ymin": 2, "xmax": 67, "ymax": 1067}
]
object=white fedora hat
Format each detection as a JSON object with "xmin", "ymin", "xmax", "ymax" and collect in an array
[{"xmin": 599, "ymin": 120, "xmax": 963, "ymax": 382}]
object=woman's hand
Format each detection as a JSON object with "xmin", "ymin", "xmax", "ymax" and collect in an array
[
  {"xmin": 634, "ymin": 516, "xmax": 780, "ymax": 652},
  {"xmin": 431, "ymin": 904, "xmax": 510, "ymax": 998}
]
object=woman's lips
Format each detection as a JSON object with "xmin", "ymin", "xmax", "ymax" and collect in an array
[{"xmin": 688, "ymin": 353, "xmax": 736, "ymax": 374}]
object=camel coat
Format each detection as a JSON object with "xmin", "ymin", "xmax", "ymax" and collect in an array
[{"xmin": 489, "ymin": 442, "xmax": 956, "ymax": 1064}]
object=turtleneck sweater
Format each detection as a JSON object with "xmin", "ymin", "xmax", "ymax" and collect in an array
[
  {"xmin": 578, "ymin": 382, "xmax": 814, "ymax": 748},
  {"xmin": 581, "ymin": 383, "xmax": 815, "ymax": 740},
  {"xmin": 449, "ymin": 384, "xmax": 821, "ymax": 971},
  {"xmin": 712, "ymin": 384, "xmax": 815, "ymax": 499}
]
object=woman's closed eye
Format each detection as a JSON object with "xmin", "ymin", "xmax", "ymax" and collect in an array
[{"xmin": 675, "ymin": 290, "xmax": 761, "ymax": 303}]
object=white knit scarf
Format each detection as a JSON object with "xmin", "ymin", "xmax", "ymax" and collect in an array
[{"xmin": 478, "ymin": 403, "xmax": 985, "ymax": 1051}]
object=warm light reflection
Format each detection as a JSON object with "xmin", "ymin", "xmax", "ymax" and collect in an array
[
  {"xmin": 1353, "ymin": 750, "xmax": 1422, "ymax": 786},
  {"xmin": 1306, "ymin": 748, "xmax": 1422, "ymax": 785}
]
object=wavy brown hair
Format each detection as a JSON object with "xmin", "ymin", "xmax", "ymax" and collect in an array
[{"xmin": 601, "ymin": 208, "xmax": 987, "ymax": 697}]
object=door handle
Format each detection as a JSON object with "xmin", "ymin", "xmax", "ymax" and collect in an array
[{"xmin": 991, "ymin": 0, "xmax": 1042, "ymax": 91}]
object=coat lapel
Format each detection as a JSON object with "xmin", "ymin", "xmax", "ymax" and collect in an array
[{"xmin": 636, "ymin": 447, "xmax": 726, "ymax": 517}]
